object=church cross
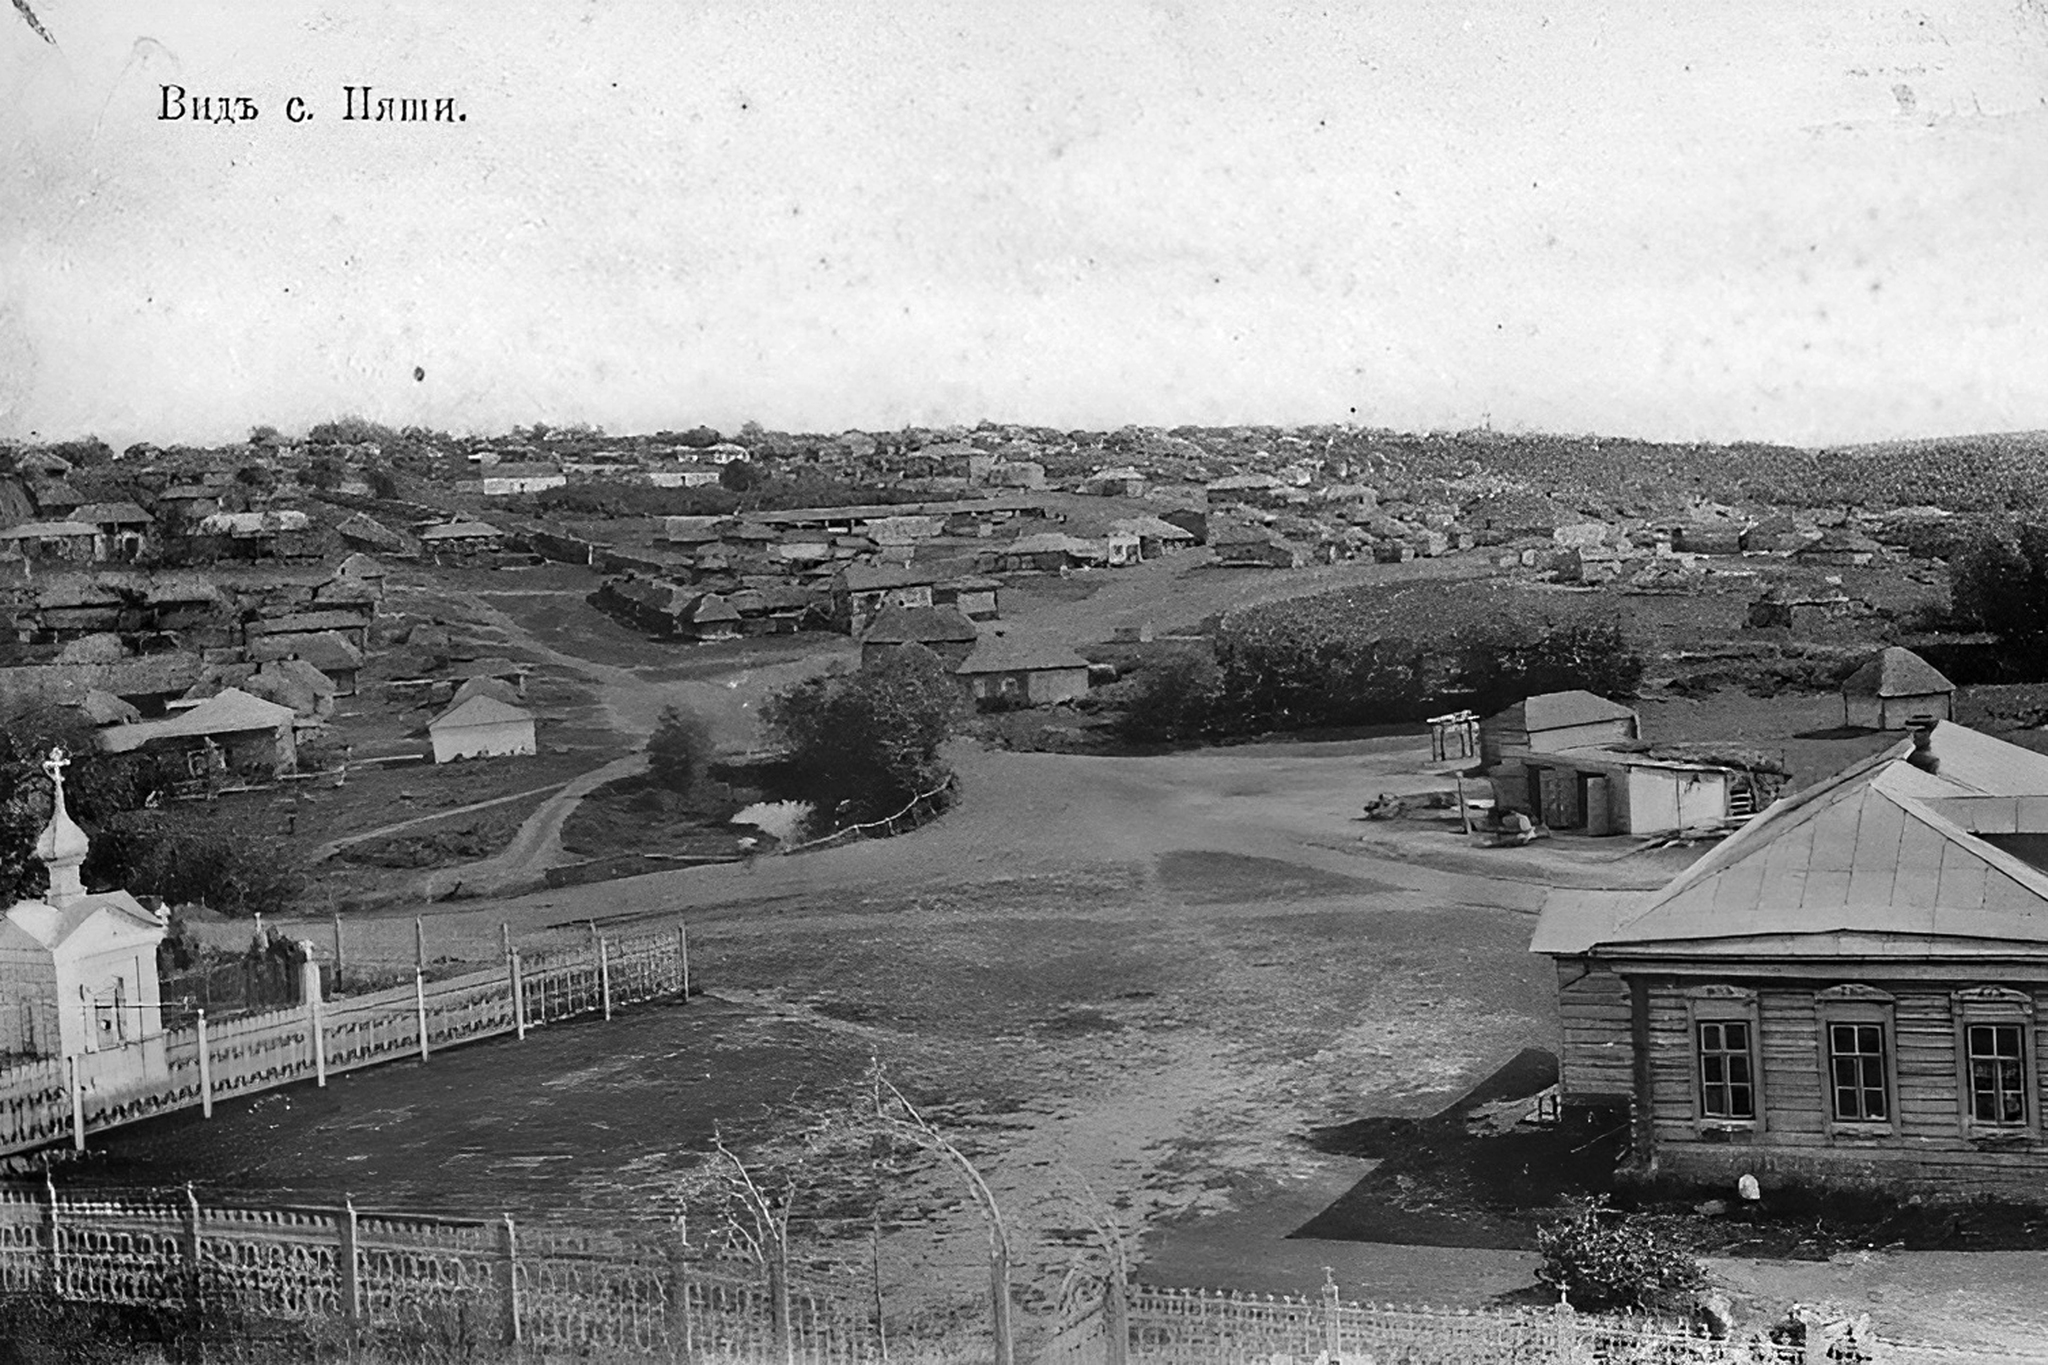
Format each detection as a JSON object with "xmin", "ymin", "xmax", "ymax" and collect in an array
[{"xmin": 41, "ymin": 747, "xmax": 69, "ymax": 791}]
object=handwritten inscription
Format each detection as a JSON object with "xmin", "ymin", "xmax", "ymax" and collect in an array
[{"xmin": 158, "ymin": 86, "xmax": 465, "ymax": 124}]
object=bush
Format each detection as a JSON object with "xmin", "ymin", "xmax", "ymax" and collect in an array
[
  {"xmin": 1949, "ymin": 521, "xmax": 2048, "ymax": 676},
  {"xmin": 1535, "ymin": 1196, "xmax": 1706, "ymax": 1312},
  {"xmin": 1116, "ymin": 651, "xmax": 1222, "ymax": 743},
  {"xmin": 0, "ymin": 705, "xmax": 174, "ymax": 903},
  {"xmin": 87, "ymin": 811, "xmax": 305, "ymax": 917},
  {"xmin": 762, "ymin": 645, "xmax": 965, "ymax": 825},
  {"xmin": 648, "ymin": 705, "xmax": 717, "ymax": 795}
]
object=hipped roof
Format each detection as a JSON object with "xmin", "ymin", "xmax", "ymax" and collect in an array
[
  {"xmin": 861, "ymin": 603, "xmax": 978, "ymax": 645},
  {"xmin": 1841, "ymin": 646, "xmax": 1955, "ymax": 699},
  {"xmin": 1533, "ymin": 722, "xmax": 2048, "ymax": 958}
]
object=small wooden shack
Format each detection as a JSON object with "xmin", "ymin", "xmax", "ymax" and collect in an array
[{"xmin": 1840, "ymin": 646, "xmax": 1955, "ymax": 730}]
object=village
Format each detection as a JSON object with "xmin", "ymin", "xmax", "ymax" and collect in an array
[{"xmin": 6, "ymin": 422, "xmax": 2048, "ymax": 1363}]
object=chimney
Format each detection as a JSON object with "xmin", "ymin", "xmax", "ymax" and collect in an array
[{"xmin": 1907, "ymin": 715, "xmax": 1939, "ymax": 773}]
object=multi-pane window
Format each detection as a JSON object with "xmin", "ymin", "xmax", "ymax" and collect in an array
[
  {"xmin": 1968, "ymin": 1024, "xmax": 2028, "ymax": 1127},
  {"xmin": 1829, "ymin": 1023, "xmax": 1889, "ymax": 1121},
  {"xmin": 1697, "ymin": 1019, "xmax": 1754, "ymax": 1119}
]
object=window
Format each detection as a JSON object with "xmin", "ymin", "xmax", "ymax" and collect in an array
[
  {"xmin": 1697, "ymin": 1019, "xmax": 1755, "ymax": 1120},
  {"xmin": 1967, "ymin": 1023, "xmax": 2027, "ymax": 1127},
  {"xmin": 1829, "ymin": 1022, "xmax": 1889, "ymax": 1122},
  {"xmin": 1953, "ymin": 987, "xmax": 2037, "ymax": 1137}
]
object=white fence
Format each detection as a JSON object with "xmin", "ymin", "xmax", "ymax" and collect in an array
[
  {"xmin": 0, "ymin": 923, "xmax": 691, "ymax": 1158},
  {"xmin": 0, "ymin": 1185, "xmax": 877, "ymax": 1362}
]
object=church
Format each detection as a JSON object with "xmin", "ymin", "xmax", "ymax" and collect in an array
[{"xmin": 0, "ymin": 749, "xmax": 169, "ymax": 1071}]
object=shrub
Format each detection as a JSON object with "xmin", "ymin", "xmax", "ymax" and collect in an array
[
  {"xmin": 1949, "ymin": 521, "xmax": 2048, "ymax": 677},
  {"xmin": 647, "ymin": 705, "xmax": 717, "ymax": 795},
  {"xmin": 762, "ymin": 645, "xmax": 965, "ymax": 825},
  {"xmin": 1116, "ymin": 650, "xmax": 1223, "ymax": 743},
  {"xmin": 1535, "ymin": 1196, "xmax": 1706, "ymax": 1311}
]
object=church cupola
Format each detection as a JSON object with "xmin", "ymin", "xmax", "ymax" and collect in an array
[{"xmin": 32, "ymin": 747, "xmax": 89, "ymax": 909}]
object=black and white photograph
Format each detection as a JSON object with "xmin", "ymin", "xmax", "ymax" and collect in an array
[{"xmin": 6, "ymin": 2, "xmax": 2048, "ymax": 1361}]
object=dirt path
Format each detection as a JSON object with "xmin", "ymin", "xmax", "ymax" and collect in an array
[
  {"xmin": 308, "ymin": 781, "xmax": 572, "ymax": 863},
  {"xmin": 417, "ymin": 752, "xmax": 650, "ymax": 902}
]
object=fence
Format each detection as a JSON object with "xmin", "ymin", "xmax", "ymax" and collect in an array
[
  {"xmin": 0, "ymin": 922, "xmax": 691, "ymax": 1159},
  {"xmin": 1043, "ymin": 1279, "xmax": 2046, "ymax": 1365},
  {"xmin": 783, "ymin": 776, "xmax": 957, "ymax": 855},
  {"xmin": 0, "ymin": 1184, "xmax": 877, "ymax": 1362}
]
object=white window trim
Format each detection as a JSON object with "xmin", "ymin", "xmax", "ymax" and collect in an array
[
  {"xmin": 1814, "ymin": 984, "xmax": 1900, "ymax": 1139},
  {"xmin": 1953, "ymin": 986, "xmax": 2037, "ymax": 1141},
  {"xmin": 1685, "ymin": 984, "xmax": 1763, "ymax": 1133}
]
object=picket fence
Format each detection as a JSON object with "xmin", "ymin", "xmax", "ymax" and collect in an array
[
  {"xmin": 0, "ymin": 923, "xmax": 691, "ymax": 1158},
  {"xmin": 1042, "ymin": 1280, "xmax": 2048, "ymax": 1365},
  {"xmin": 0, "ymin": 1185, "xmax": 877, "ymax": 1362}
]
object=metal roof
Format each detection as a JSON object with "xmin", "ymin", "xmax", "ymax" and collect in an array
[
  {"xmin": 1533, "ymin": 722, "xmax": 2048, "ymax": 957},
  {"xmin": 1491, "ymin": 690, "xmax": 1639, "ymax": 733}
]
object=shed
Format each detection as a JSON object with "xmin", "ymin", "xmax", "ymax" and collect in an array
[
  {"xmin": 0, "ymin": 521, "xmax": 99, "ymax": 563},
  {"xmin": 250, "ymin": 631, "xmax": 363, "ymax": 696},
  {"xmin": 98, "ymin": 686, "xmax": 299, "ymax": 777},
  {"xmin": 1841, "ymin": 646, "xmax": 1955, "ymax": 730},
  {"xmin": 678, "ymin": 593, "xmax": 743, "ymax": 641},
  {"xmin": 427, "ymin": 693, "xmax": 537, "ymax": 763}
]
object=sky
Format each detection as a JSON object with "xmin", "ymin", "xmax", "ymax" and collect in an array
[{"xmin": 4, "ymin": 0, "xmax": 2048, "ymax": 449}]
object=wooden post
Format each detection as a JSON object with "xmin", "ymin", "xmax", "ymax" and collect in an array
[
  {"xmin": 870, "ymin": 1214, "xmax": 888, "ymax": 1364},
  {"xmin": 415, "ymin": 916, "xmax": 426, "ymax": 972},
  {"xmin": 415, "ymin": 970, "xmax": 431, "ymax": 1061},
  {"xmin": 678, "ymin": 924, "xmax": 690, "ymax": 1000},
  {"xmin": 68, "ymin": 1056, "xmax": 85, "ymax": 1152},
  {"xmin": 1103, "ymin": 1272, "xmax": 1129, "ymax": 1365},
  {"xmin": 500, "ymin": 922, "xmax": 512, "ymax": 961},
  {"xmin": 43, "ymin": 1174, "xmax": 61, "ymax": 1295},
  {"xmin": 182, "ymin": 1183, "xmax": 203, "ymax": 1320},
  {"xmin": 1320, "ymin": 1268, "xmax": 1341, "ymax": 1360},
  {"xmin": 1455, "ymin": 773, "xmax": 1473, "ymax": 836},
  {"xmin": 598, "ymin": 937, "xmax": 613, "ymax": 1021},
  {"xmin": 332, "ymin": 911, "xmax": 345, "ymax": 978},
  {"xmin": 510, "ymin": 951, "xmax": 527, "ymax": 1040},
  {"xmin": 989, "ymin": 1239, "xmax": 1014, "ymax": 1365},
  {"xmin": 305, "ymin": 956, "xmax": 327, "ymax": 1089},
  {"xmin": 338, "ymin": 1197, "xmax": 362, "ymax": 1328},
  {"xmin": 768, "ymin": 1250, "xmax": 794, "ymax": 1365},
  {"xmin": 665, "ymin": 1220, "xmax": 694, "ymax": 1364},
  {"xmin": 196, "ymin": 1010, "xmax": 213, "ymax": 1119},
  {"xmin": 500, "ymin": 1213, "xmax": 522, "ymax": 1347}
]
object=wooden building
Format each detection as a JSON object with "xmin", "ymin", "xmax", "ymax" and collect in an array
[
  {"xmin": 1841, "ymin": 646, "xmax": 1955, "ymax": 730},
  {"xmin": 953, "ymin": 630, "xmax": 1091, "ymax": 708},
  {"xmin": 1533, "ymin": 720, "xmax": 2048, "ymax": 1199},
  {"xmin": 858, "ymin": 604, "xmax": 979, "ymax": 668}
]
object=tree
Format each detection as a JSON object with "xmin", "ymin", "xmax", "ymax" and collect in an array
[
  {"xmin": 648, "ymin": 705, "xmax": 716, "ymax": 795},
  {"xmin": 1950, "ymin": 522, "xmax": 2048, "ymax": 674},
  {"xmin": 0, "ymin": 706, "xmax": 170, "ymax": 904},
  {"xmin": 719, "ymin": 460, "xmax": 763, "ymax": 493},
  {"xmin": 762, "ymin": 647, "xmax": 965, "ymax": 825},
  {"xmin": 1115, "ymin": 651, "xmax": 1221, "ymax": 744},
  {"xmin": 11, "ymin": 0, "xmax": 53, "ymax": 44}
]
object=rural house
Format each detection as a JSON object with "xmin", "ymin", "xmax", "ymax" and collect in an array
[
  {"xmin": 859, "ymin": 604, "xmax": 980, "ymax": 667},
  {"xmin": 932, "ymin": 576, "xmax": 1001, "ymax": 621},
  {"xmin": 1795, "ymin": 528, "xmax": 1883, "ymax": 568},
  {"xmin": 1, "ymin": 751, "xmax": 167, "ymax": 1067},
  {"xmin": 1081, "ymin": 467, "xmax": 1148, "ymax": 497},
  {"xmin": 1210, "ymin": 523, "xmax": 1309, "ymax": 568},
  {"xmin": 72, "ymin": 503, "xmax": 154, "ymax": 562},
  {"xmin": 987, "ymin": 532, "xmax": 1106, "ymax": 574},
  {"xmin": 478, "ymin": 463, "xmax": 566, "ymax": 496},
  {"xmin": 1480, "ymin": 691, "xmax": 1774, "ymax": 836},
  {"xmin": 245, "ymin": 609, "xmax": 372, "ymax": 654},
  {"xmin": 249, "ymin": 631, "xmax": 364, "ymax": 696},
  {"xmin": 418, "ymin": 520, "xmax": 506, "ymax": 559},
  {"xmin": 954, "ymin": 629, "xmax": 1091, "ymax": 708},
  {"xmin": 427, "ymin": 690, "xmax": 537, "ymax": 763},
  {"xmin": 1110, "ymin": 515, "xmax": 1199, "ymax": 559},
  {"xmin": 98, "ymin": 686, "xmax": 300, "ymax": 778},
  {"xmin": 0, "ymin": 520, "xmax": 99, "ymax": 564},
  {"xmin": 836, "ymin": 563, "xmax": 942, "ymax": 634},
  {"xmin": 1532, "ymin": 720, "xmax": 2048, "ymax": 1199},
  {"xmin": 1841, "ymin": 646, "xmax": 1955, "ymax": 730}
]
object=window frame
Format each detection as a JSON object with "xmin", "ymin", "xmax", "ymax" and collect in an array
[
  {"xmin": 1685, "ymin": 985, "xmax": 1764, "ymax": 1133},
  {"xmin": 1953, "ymin": 987, "xmax": 2038, "ymax": 1140},
  {"xmin": 1813, "ymin": 985, "xmax": 1899, "ymax": 1138}
]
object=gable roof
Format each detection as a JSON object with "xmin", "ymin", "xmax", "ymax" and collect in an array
[
  {"xmin": 449, "ymin": 676, "xmax": 521, "ymax": 709},
  {"xmin": 428, "ymin": 693, "xmax": 534, "ymax": 731},
  {"xmin": 1491, "ymin": 690, "xmax": 1639, "ymax": 734},
  {"xmin": 1534, "ymin": 722, "xmax": 2048, "ymax": 957},
  {"xmin": 861, "ymin": 603, "xmax": 979, "ymax": 645},
  {"xmin": 0, "ymin": 520, "xmax": 97, "ymax": 540},
  {"xmin": 72, "ymin": 502, "xmax": 153, "ymax": 526},
  {"xmin": 954, "ymin": 630, "xmax": 1090, "ymax": 675},
  {"xmin": 2, "ymin": 893, "xmax": 162, "ymax": 954},
  {"xmin": 99, "ymin": 687, "xmax": 297, "ymax": 752},
  {"xmin": 250, "ymin": 630, "xmax": 362, "ymax": 674},
  {"xmin": 1841, "ymin": 646, "xmax": 1955, "ymax": 699}
]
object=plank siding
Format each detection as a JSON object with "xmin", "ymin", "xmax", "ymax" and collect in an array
[
  {"xmin": 1639, "ymin": 977, "xmax": 2048, "ymax": 1197},
  {"xmin": 1557, "ymin": 963, "xmax": 1631, "ymax": 1101}
]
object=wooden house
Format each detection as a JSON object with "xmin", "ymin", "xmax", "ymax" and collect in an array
[
  {"xmin": 987, "ymin": 532, "xmax": 1106, "ymax": 574},
  {"xmin": 1081, "ymin": 467, "xmax": 1148, "ymax": 498},
  {"xmin": 72, "ymin": 503, "xmax": 154, "ymax": 562},
  {"xmin": 1796, "ymin": 528, "xmax": 1883, "ymax": 568},
  {"xmin": 249, "ymin": 631, "xmax": 364, "ymax": 697},
  {"xmin": 1210, "ymin": 524, "xmax": 1309, "ymax": 569},
  {"xmin": 0, "ymin": 520, "xmax": 99, "ymax": 564},
  {"xmin": 98, "ymin": 687, "xmax": 299, "ymax": 778},
  {"xmin": 245, "ymin": 609, "xmax": 372, "ymax": 654},
  {"xmin": 418, "ymin": 520, "xmax": 506, "ymax": 559},
  {"xmin": 954, "ymin": 630, "xmax": 1091, "ymax": 708},
  {"xmin": 1533, "ymin": 720, "xmax": 2048, "ymax": 1199},
  {"xmin": 677, "ymin": 592, "xmax": 742, "ymax": 641},
  {"xmin": 835, "ymin": 563, "xmax": 942, "ymax": 634},
  {"xmin": 859, "ymin": 604, "xmax": 979, "ymax": 667},
  {"xmin": 1110, "ymin": 516, "xmax": 1199, "ymax": 559},
  {"xmin": 932, "ymin": 576, "xmax": 1001, "ymax": 622},
  {"xmin": 1841, "ymin": 646, "xmax": 1955, "ymax": 730}
]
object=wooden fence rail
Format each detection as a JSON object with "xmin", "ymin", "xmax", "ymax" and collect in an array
[
  {"xmin": 0, "ymin": 1186, "xmax": 879, "ymax": 1363},
  {"xmin": 0, "ymin": 923, "xmax": 691, "ymax": 1159}
]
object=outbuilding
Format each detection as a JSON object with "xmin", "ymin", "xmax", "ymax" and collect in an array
[
  {"xmin": 1840, "ymin": 645, "xmax": 1955, "ymax": 730},
  {"xmin": 426, "ymin": 692, "xmax": 537, "ymax": 763},
  {"xmin": 953, "ymin": 630, "xmax": 1091, "ymax": 708}
]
